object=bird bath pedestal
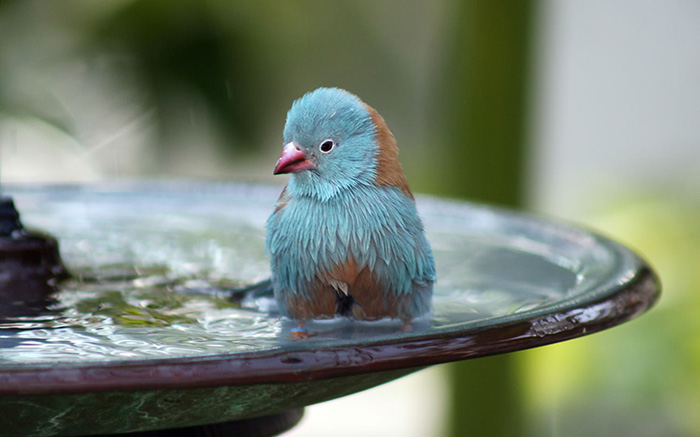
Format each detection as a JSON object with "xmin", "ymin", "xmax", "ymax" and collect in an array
[{"xmin": 0, "ymin": 182, "xmax": 659, "ymax": 436}]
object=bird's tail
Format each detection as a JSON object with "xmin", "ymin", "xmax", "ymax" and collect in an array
[{"xmin": 228, "ymin": 277, "xmax": 274, "ymax": 303}]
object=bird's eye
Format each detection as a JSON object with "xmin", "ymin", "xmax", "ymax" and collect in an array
[{"xmin": 319, "ymin": 139, "xmax": 334, "ymax": 154}]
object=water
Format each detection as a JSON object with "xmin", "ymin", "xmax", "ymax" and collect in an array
[{"xmin": 0, "ymin": 183, "xmax": 616, "ymax": 365}]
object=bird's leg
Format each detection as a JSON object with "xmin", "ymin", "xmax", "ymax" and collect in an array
[{"xmin": 400, "ymin": 318, "xmax": 414, "ymax": 333}]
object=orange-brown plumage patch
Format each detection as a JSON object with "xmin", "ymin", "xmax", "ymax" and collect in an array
[
  {"xmin": 364, "ymin": 104, "xmax": 414, "ymax": 199},
  {"xmin": 285, "ymin": 257, "xmax": 416, "ymax": 323},
  {"xmin": 325, "ymin": 256, "xmax": 359, "ymax": 288},
  {"xmin": 285, "ymin": 284, "xmax": 337, "ymax": 321},
  {"xmin": 321, "ymin": 257, "xmax": 414, "ymax": 322}
]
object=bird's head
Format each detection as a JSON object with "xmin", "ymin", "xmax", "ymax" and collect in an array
[{"xmin": 274, "ymin": 87, "xmax": 407, "ymax": 201}]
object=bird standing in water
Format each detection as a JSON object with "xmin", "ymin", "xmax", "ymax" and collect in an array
[{"xmin": 266, "ymin": 88, "xmax": 435, "ymax": 334}]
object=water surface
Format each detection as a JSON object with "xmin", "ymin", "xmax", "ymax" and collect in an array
[{"xmin": 1, "ymin": 183, "xmax": 611, "ymax": 364}]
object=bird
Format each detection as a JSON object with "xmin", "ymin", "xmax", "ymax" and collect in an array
[{"xmin": 265, "ymin": 87, "xmax": 435, "ymax": 334}]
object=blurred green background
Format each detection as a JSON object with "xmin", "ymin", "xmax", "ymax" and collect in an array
[{"xmin": 1, "ymin": 1, "xmax": 699, "ymax": 436}]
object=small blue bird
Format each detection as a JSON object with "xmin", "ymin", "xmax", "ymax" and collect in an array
[{"xmin": 266, "ymin": 88, "xmax": 435, "ymax": 333}]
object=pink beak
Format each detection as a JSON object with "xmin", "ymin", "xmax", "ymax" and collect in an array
[{"xmin": 273, "ymin": 142, "xmax": 315, "ymax": 175}]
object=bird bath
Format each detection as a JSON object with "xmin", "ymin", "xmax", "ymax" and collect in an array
[{"xmin": 0, "ymin": 182, "xmax": 659, "ymax": 436}]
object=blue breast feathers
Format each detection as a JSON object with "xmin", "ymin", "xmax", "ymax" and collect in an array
[{"xmin": 266, "ymin": 183, "xmax": 435, "ymax": 309}]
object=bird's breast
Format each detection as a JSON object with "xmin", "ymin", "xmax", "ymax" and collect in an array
[{"xmin": 267, "ymin": 185, "xmax": 431, "ymax": 298}]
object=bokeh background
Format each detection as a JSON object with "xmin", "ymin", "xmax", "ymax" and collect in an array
[{"xmin": 1, "ymin": 1, "xmax": 699, "ymax": 436}]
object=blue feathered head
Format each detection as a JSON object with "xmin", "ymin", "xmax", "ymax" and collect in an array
[{"xmin": 275, "ymin": 88, "xmax": 381, "ymax": 201}]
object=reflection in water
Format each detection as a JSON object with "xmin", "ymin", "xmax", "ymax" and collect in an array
[
  {"xmin": 0, "ymin": 185, "xmax": 600, "ymax": 364},
  {"xmin": 0, "ymin": 196, "xmax": 66, "ymax": 323},
  {"xmin": 0, "ymin": 277, "xmax": 57, "ymax": 319}
]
